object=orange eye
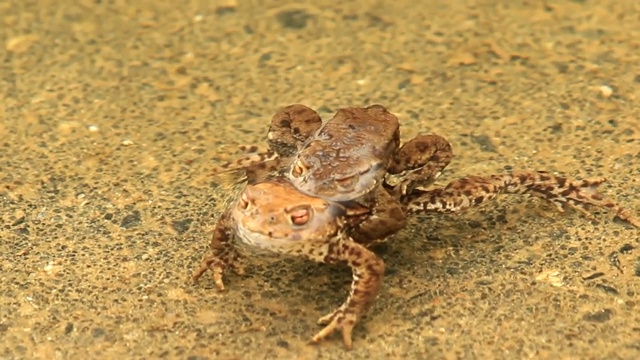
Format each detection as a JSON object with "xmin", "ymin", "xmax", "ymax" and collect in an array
[
  {"xmin": 289, "ymin": 207, "xmax": 311, "ymax": 226},
  {"xmin": 238, "ymin": 191, "xmax": 250, "ymax": 210}
]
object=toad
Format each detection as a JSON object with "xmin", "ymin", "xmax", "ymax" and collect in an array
[
  {"xmin": 213, "ymin": 104, "xmax": 454, "ymax": 241},
  {"xmin": 214, "ymin": 104, "xmax": 453, "ymax": 200},
  {"xmin": 195, "ymin": 145, "xmax": 639, "ymax": 349}
]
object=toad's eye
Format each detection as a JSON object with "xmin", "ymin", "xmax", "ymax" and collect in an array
[
  {"xmin": 288, "ymin": 206, "xmax": 311, "ymax": 226},
  {"xmin": 291, "ymin": 159, "xmax": 308, "ymax": 178},
  {"xmin": 238, "ymin": 191, "xmax": 250, "ymax": 210},
  {"xmin": 335, "ymin": 174, "xmax": 359, "ymax": 191}
]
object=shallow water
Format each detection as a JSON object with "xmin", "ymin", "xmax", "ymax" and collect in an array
[{"xmin": 2, "ymin": 0, "xmax": 639, "ymax": 359}]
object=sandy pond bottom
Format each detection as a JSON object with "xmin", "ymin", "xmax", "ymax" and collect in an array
[{"xmin": 2, "ymin": 0, "xmax": 639, "ymax": 359}]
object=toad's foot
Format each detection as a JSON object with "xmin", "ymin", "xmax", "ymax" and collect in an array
[
  {"xmin": 191, "ymin": 252, "xmax": 245, "ymax": 290},
  {"xmin": 191, "ymin": 210, "xmax": 244, "ymax": 290},
  {"xmin": 311, "ymin": 239, "xmax": 385, "ymax": 349},
  {"xmin": 403, "ymin": 170, "xmax": 639, "ymax": 227},
  {"xmin": 311, "ymin": 306, "xmax": 358, "ymax": 350}
]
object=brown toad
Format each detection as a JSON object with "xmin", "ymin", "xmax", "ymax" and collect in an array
[
  {"xmin": 212, "ymin": 104, "xmax": 454, "ymax": 244},
  {"xmin": 195, "ymin": 146, "xmax": 639, "ymax": 349},
  {"xmin": 193, "ymin": 179, "xmax": 380, "ymax": 349},
  {"xmin": 215, "ymin": 104, "xmax": 452, "ymax": 201},
  {"xmin": 198, "ymin": 104, "xmax": 639, "ymax": 349},
  {"xmin": 196, "ymin": 104, "xmax": 458, "ymax": 348}
]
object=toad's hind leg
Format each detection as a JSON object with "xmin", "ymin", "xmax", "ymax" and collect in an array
[
  {"xmin": 310, "ymin": 238, "xmax": 385, "ymax": 350},
  {"xmin": 211, "ymin": 157, "xmax": 294, "ymax": 189},
  {"xmin": 402, "ymin": 170, "xmax": 639, "ymax": 228}
]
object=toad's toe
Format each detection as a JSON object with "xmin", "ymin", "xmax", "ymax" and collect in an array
[{"xmin": 312, "ymin": 309, "xmax": 357, "ymax": 349}]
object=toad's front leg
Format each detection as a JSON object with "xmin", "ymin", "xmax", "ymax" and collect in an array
[
  {"xmin": 349, "ymin": 186, "xmax": 407, "ymax": 245},
  {"xmin": 386, "ymin": 134, "xmax": 454, "ymax": 196},
  {"xmin": 402, "ymin": 170, "xmax": 639, "ymax": 227},
  {"xmin": 311, "ymin": 236, "xmax": 385, "ymax": 350},
  {"xmin": 192, "ymin": 210, "xmax": 244, "ymax": 290},
  {"xmin": 209, "ymin": 104, "xmax": 323, "ymax": 177},
  {"xmin": 209, "ymin": 149, "xmax": 278, "ymax": 176},
  {"xmin": 210, "ymin": 156, "xmax": 290, "ymax": 184}
]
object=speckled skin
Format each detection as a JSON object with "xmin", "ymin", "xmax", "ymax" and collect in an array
[
  {"xmin": 194, "ymin": 129, "xmax": 455, "ymax": 349},
  {"xmin": 215, "ymin": 104, "xmax": 455, "ymax": 202},
  {"xmin": 194, "ymin": 126, "xmax": 638, "ymax": 349},
  {"xmin": 404, "ymin": 171, "xmax": 640, "ymax": 228},
  {"xmin": 193, "ymin": 180, "xmax": 380, "ymax": 349},
  {"xmin": 288, "ymin": 105, "xmax": 401, "ymax": 201},
  {"xmin": 214, "ymin": 104, "xmax": 455, "ymax": 243}
]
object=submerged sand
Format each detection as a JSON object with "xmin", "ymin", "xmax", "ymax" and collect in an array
[{"xmin": 2, "ymin": 1, "xmax": 639, "ymax": 359}]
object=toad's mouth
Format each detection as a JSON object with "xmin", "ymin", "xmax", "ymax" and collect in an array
[
  {"xmin": 234, "ymin": 221, "xmax": 300, "ymax": 251},
  {"xmin": 233, "ymin": 220, "xmax": 340, "ymax": 259}
]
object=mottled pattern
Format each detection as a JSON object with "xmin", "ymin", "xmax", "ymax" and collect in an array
[
  {"xmin": 192, "ymin": 180, "xmax": 381, "ymax": 349},
  {"xmin": 403, "ymin": 171, "xmax": 640, "ymax": 228},
  {"xmin": 289, "ymin": 105, "xmax": 401, "ymax": 201},
  {"xmin": 386, "ymin": 134, "xmax": 455, "ymax": 196},
  {"xmin": 195, "ymin": 140, "xmax": 639, "ymax": 349},
  {"xmin": 348, "ymin": 186, "xmax": 408, "ymax": 244},
  {"xmin": 267, "ymin": 104, "xmax": 324, "ymax": 157},
  {"xmin": 313, "ymin": 239, "xmax": 385, "ymax": 349},
  {"xmin": 214, "ymin": 151, "xmax": 279, "ymax": 177},
  {"xmin": 191, "ymin": 211, "xmax": 245, "ymax": 291},
  {"xmin": 211, "ymin": 105, "xmax": 455, "ymax": 204},
  {"xmin": 208, "ymin": 108, "xmax": 458, "ymax": 257}
]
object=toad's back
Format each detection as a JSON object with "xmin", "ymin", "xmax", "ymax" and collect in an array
[{"xmin": 290, "ymin": 105, "xmax": 401, "ymax": 201}]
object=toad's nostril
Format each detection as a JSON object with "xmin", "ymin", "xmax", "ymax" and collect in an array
[{"xmin": 291, "ymin": 159, "xmax": 307, "ymax": 178}]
